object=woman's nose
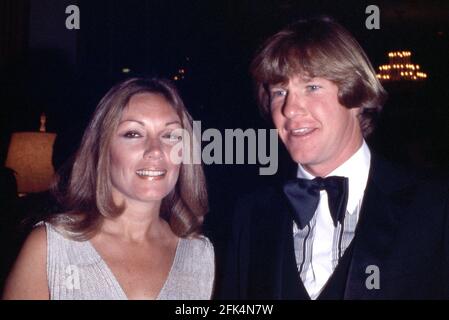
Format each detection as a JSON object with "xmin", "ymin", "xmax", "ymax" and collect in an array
[{"xmin": 143, "ymin": 138, "xmax": 163, "ymax": 160}]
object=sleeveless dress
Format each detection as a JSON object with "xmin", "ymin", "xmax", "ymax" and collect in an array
[{"xmin": 44, "ymin": 223, "xmax": 215, "ymax": 300}]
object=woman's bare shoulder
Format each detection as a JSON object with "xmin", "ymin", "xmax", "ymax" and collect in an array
[{"xmin": 2, "ymin": 225, "xmax": 49, "ymax": 300}]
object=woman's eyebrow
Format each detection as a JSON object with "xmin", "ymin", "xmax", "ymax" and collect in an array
[
  {"xmin": 118, "ymin": 119, "xmax": 181, "ymax": 126},
  {"xmin": 118, "ymin": 119, "xmax": 145, "ymax": 126},
  {"xmin": 165, "ymin": 120, "xmax": 182, "ymax": 126}
]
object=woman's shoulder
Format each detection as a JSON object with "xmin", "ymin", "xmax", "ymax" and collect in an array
[
  {"xmin": 183, "ymin": 234, "xmax": 214, "ymax": 252},
  {"xmin": 23, "ymin": 224, "xmax": 48, "ymax": 251},
  {"xmin": 13, "ymin": 223, "xmax": 48, "ymax": 257},
  {"xmin": 13, "ymin": 222, "xmax": 75, "ymax": 263},
  {"xmin": 2, "ymin": 225, "xmax": 48, "ymax": 299},
  {"xmin": 33, "ymin": 221, "xmax": 69, "ymax": 245},
  {"xmin": 179, "ymin": 235, "xmax": 215, "ymax": 264}
]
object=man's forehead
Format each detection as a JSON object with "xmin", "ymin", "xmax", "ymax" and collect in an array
[{"xmin": 268, "ymin": 74, "xmax": 315, "ymax": 87}]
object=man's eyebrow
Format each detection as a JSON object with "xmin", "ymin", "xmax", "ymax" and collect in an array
[
  {"xmin": 302, "ymin": 75, "xmax": 315, "ymax": 82},
  {"xmin": 268, "ymin": 83, "xmax": 287, "ymax": 89}
]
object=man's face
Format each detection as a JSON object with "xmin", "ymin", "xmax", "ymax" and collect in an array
[{"xmin": 270, "ymin": 75, "xmax": 363, "ymax": 176}]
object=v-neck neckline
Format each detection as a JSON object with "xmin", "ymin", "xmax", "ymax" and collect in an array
[{"xmin": 85, "ymin": 237, "xmax": 183, "ymax": 300}]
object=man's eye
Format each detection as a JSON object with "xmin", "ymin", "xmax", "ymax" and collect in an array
[
  {"xmin": 306, "ymin": 85, "xmax": 320, "ymax": 92},
  {"xmin": 123, "ymin": 131, "xmax": 142, "ymax": 138},
  {"xmin": 271, "ymin": 89, "xmax": 287, "ymax": 98}
]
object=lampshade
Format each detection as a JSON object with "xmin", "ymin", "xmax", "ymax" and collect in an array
[{"xmin": 5, "ymin": 131, "xmax": 57, "ymax": 194}]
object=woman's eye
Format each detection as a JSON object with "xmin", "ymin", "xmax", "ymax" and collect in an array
[
  {"xmin": 162, "ymin": 133, "xmax": 182, "ymax": 142},
  {"xmin": 123, "ymin": 131, "xmax": 142, "ymax": 138}
]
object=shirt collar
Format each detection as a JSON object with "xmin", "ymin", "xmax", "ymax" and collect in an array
[{"xmin": 296, "ymin": 140, "xmax": 371, "ymax": 215}]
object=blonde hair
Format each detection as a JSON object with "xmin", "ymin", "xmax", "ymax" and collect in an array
[
  {"xmin": 48, "ymin": 78, "xmax": 208, "ymax": 240},
  {"xmin": 250, "ymin": 16, "xmax": 387, "ymax": 137}
]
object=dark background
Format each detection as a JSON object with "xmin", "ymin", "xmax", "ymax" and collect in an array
[{"xmin": 1, "ymin": 0, "xmax": 448, "ymax": 291}]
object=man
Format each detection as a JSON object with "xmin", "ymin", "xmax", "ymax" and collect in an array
[{"xmin": 217, "ymin": 17, "xmax": 449, "ymax": 299}]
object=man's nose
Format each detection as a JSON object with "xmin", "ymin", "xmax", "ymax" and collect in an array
[{"xmin": 282, "ymin": 92, "xmax": 308, "ymax": 119}]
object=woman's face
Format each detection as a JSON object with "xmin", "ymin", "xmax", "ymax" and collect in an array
[{"xmin": 109, "ymin": 93, "xmax": 182, "ymax": 208}]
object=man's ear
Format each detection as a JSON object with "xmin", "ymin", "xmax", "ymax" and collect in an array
[{"xmin": 351, "ymin": 106, "xmax": 362, "ymax": 117}]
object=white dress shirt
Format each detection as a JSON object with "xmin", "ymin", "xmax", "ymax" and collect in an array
[{"xmin": 294, "ymin": 140, "xmax": 371, "ymax": 299}]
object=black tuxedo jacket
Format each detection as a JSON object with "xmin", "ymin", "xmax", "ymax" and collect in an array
[{"xmin": 217, "ymin": 155, "xmax": 449, "ymax": 299}]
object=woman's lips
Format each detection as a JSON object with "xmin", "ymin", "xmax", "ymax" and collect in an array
[
  {"xmin": 135, "ymin": 169, "xmax": 167, "ymax": 180},
  {"xmin": 289, "ymin": 127, "xmax": 318, "ymax": 138}
]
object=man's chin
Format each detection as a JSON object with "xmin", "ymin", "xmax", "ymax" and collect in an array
[{"xmin": 287, "ymin": 148, "xmax": 314, "ymax": 165}]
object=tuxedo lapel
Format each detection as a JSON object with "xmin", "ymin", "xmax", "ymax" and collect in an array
[
  {"xmin": 344, "ymin": 155, "xmax": 409, "ymax": 299},
  {"xmin": 248, "ymin": 187, "xmax": 300, "ymax": 299}
]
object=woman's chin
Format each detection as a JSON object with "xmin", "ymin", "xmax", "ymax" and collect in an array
[{"xmin": 137, "ymin": 191, "xmax": 173, "ymax": 203}]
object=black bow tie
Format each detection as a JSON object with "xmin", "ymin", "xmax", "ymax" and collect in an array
[{"xmin": 283, "ymin": 176, "xmax": 349, "ymax": 229}]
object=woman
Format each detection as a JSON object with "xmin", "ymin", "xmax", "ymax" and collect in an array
[{"xmin": 3, "ymin": 78, "xmax": 214, "ymax": 300}]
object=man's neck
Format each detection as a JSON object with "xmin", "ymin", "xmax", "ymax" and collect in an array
[{"xmin": 301, "ymin": 139, "xmax": 365, "ymax": 177}]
